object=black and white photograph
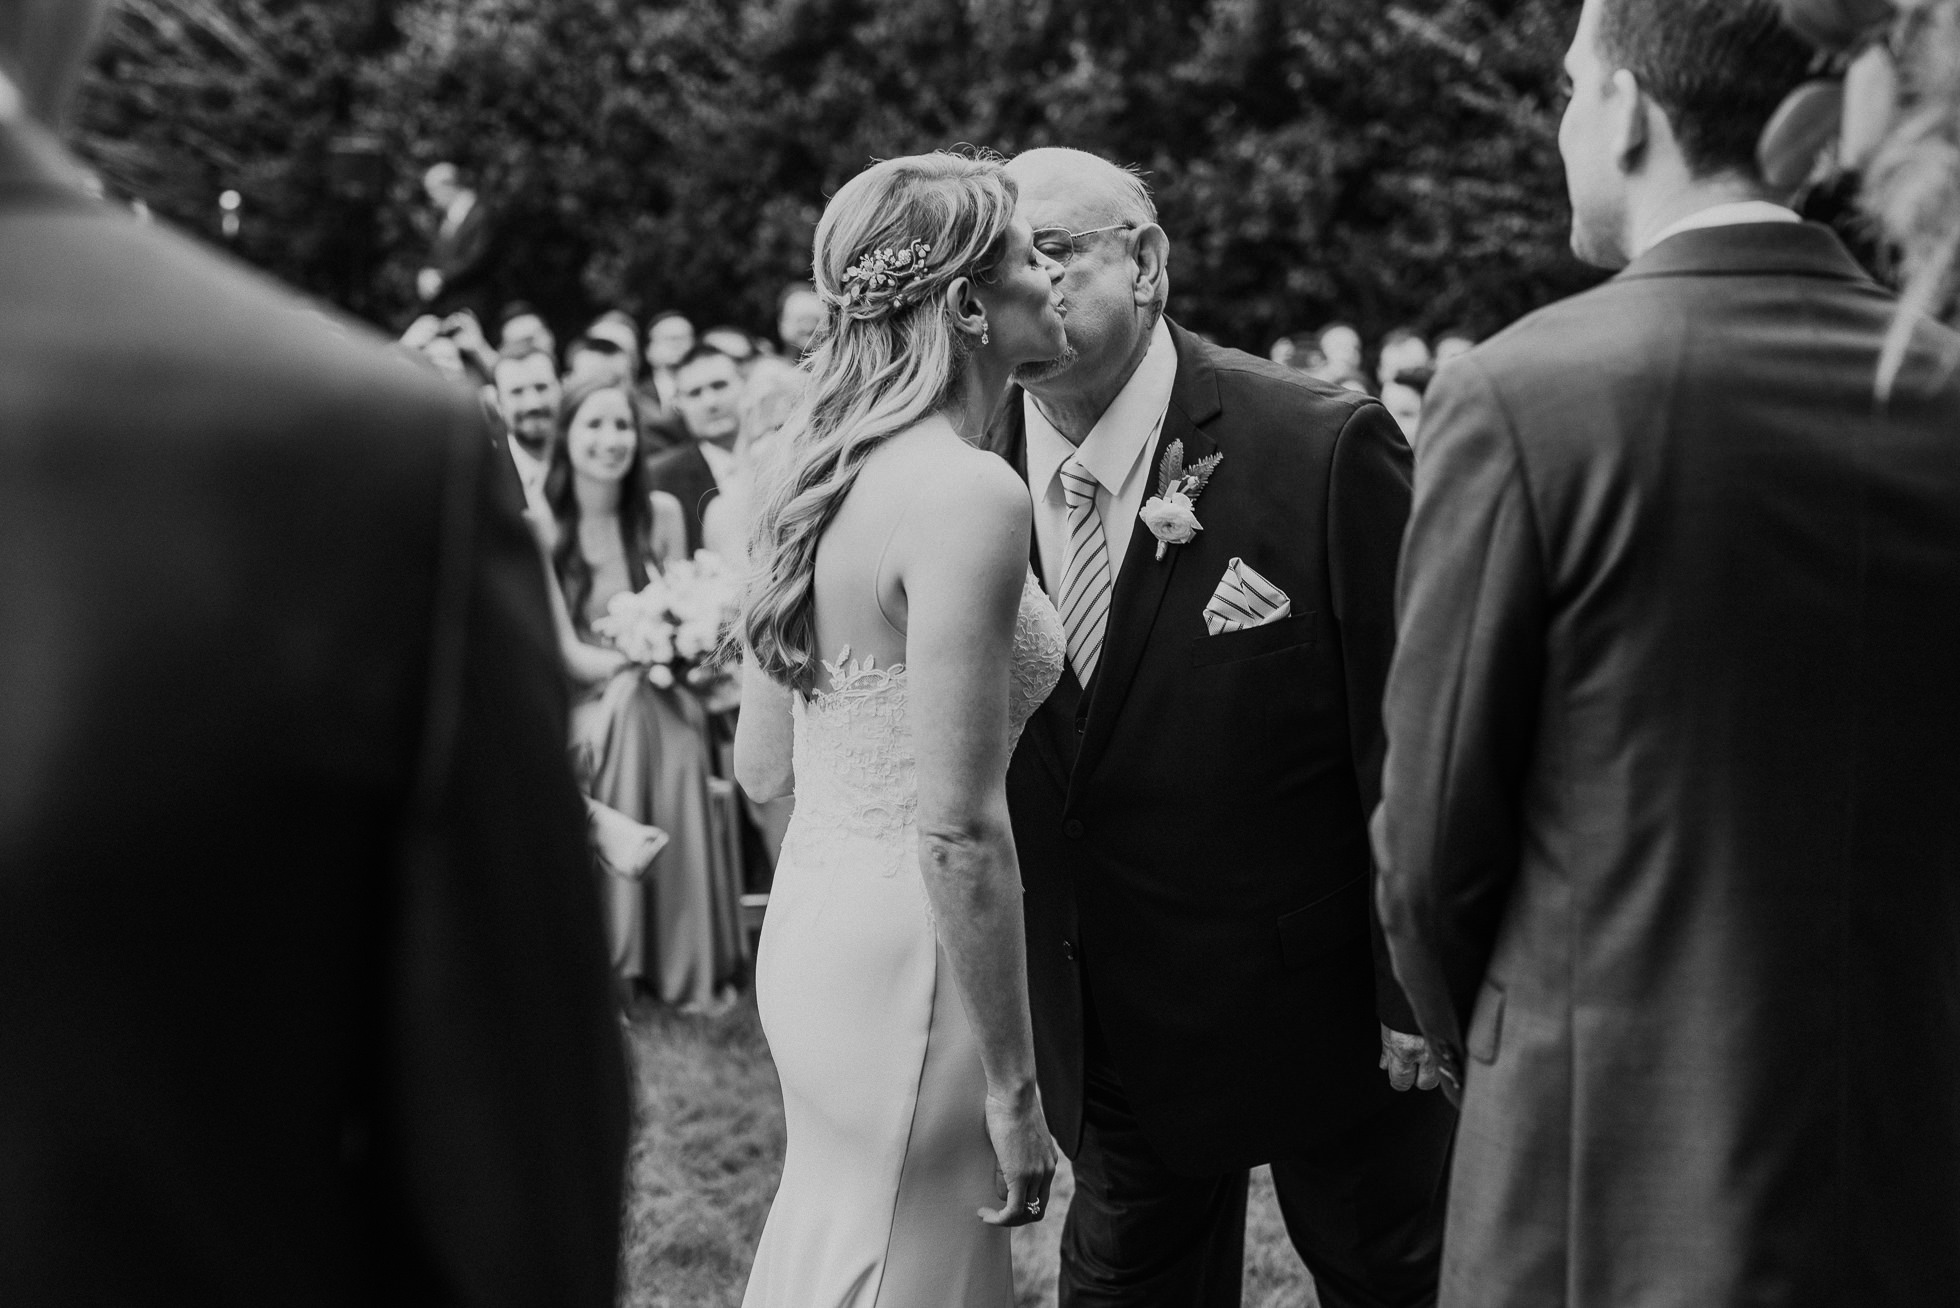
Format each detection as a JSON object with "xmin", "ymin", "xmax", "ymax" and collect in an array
[{"xmin": 3, "ymin": 0, "xmax": 1957, "ymax": 1305}]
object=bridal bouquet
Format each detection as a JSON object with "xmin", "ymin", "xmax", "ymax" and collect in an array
[{"xmin": 591, "ymin": 551, "xmax": 742, "ymax": 702}]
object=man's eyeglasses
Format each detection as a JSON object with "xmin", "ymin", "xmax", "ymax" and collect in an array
[{"xmin": 1031, "ymin": 223, "xmax": 1134, "ymax": 266}]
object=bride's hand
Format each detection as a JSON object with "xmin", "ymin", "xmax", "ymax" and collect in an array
[{"xmin": 978, "ymin": 1082, "xmax": 1055, "ymax": 1227}]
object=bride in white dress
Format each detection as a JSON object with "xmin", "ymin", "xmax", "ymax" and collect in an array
[{"xmin": 733, "ymin": 152, "xmax": 1070, "ymax": 1307}]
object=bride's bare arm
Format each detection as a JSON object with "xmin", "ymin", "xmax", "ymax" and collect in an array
[
  {"xmin": 734, "ymin": 656, "xmax": 795, "ymax": 800},
  {"xmin": 902, "ymin": 452, "xmax": 1055, "ymax": 1228}
]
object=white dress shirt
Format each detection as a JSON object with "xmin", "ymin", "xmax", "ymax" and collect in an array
[
  {"xmin": 1638, "ymin": 200, "xmax": 1800, "ymax": 258},
  {"xmin": 698, "ymin": 439, "xmax": 735, "ymax": 488},
  {"xmin": 1025, "ymin": 318, "xmax": 1179, "ymax": 594},
  {"xmin": 507, "ymin": 438, "xmax": 550, "ymax": 518}
]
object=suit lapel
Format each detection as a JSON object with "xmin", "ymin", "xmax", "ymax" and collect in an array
[{"xmin": 1071, "ymin": 323, "xmax": 1222, "ymax": 791}]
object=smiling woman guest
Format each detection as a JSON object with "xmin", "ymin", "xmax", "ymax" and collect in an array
[{"xmin": 539, "ymin": 374, "xmax": 743, "ymax": 1011}]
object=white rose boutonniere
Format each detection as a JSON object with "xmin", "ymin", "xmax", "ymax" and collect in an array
[{"xmin": 1141, "ymin": 438, "xmax": 1223, "ymax": 560}]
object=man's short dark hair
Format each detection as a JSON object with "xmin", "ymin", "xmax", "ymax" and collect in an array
[
  {"xmin": 568, "ymin": 334, "xmax": 625, "ymax": 359},
  {"xmin": 677, "ymin": 343, "xmax": 734, "ymax": 372},
  {"xmin": 1596, "ymin": 0, "xmax": 1816, "ymax": 179}
]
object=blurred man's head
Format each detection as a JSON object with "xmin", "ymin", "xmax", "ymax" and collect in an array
[
  {"xmin": 1376, "ymin": 327, "xmax": 1432, "ymax": 389},
  {"xmin": 1003, "ymin": 147, "xmax": 1168, "ymax": 400},
  {"xmin": 674, "ymin": 345, "xmax": 742, "ymax": 447},
  {"xmin": 645, "ymin": 311, "xmax": 695, "ymax": 373},
  {"xmin": 0, "ymin": 0, "xmax": 112, "ymax": 126},
  {"xmin": 498, "ymin": 303, "xmax": 556, "ymax": 359},
  {"xmin": 585, "ymin": 310, "xmax": 640, "ymax": 380},
  {"xmin": 564, "ymin": 335, "xmax": 633, "ymax": 389},
  {"xmin": 494, "ymin": 345, "xmax": 562, "ymax": 457},
  {"xmin": 422, "ymin": 162, "xmax": 465, "ymax": 210},
  {"xmin": 1318, "ymin": 323, "xmax": 1363, "ymax": 374},
  {"xmin": 1559, "ymin": 0, "xmax": 1813, "ymax": 268},
  {"xmin": 1434, "ymin": 328, "xmax": 1477, "ymax": 364},
  {"xmin": 777, "ymin": 283, "xmax": 826, "ymax": 356},
  {"xmin": 1381, "ymin": 365, "xmax": 1434, "ymax": 439},
  {"xmin": 702, "ymin": 326, "xmax": 758, "ymax": 367}
]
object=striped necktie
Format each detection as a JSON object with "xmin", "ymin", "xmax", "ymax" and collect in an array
[{"xmin": 1059, "ymin": 455, "xmax": 1112, "ymax": 687}]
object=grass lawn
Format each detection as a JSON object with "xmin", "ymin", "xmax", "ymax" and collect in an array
[{"xmin": 619, "ymin": 992, "xmax": 1320, "ymax": 1307}]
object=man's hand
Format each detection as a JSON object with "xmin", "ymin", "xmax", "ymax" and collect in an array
[{"xmin": 1380, "ymin": 1025, "xmax": 1441, "ymax": 1092}]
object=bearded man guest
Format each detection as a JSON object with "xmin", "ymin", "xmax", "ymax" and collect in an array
[
  {"xmin": 492, "ymin": 340, "xmax": 562, "ymax": 514},
  {"xmin": 1374, "ymin": 1, "xmax": 1960, "ymax": 1305},
  {"xmin": 0, "ymin": 6, "xmax": 629, "ymax": 1306},
  {"xmin": 990, "ymin": 147, "xmax": 1453, "ymax": 1308}
]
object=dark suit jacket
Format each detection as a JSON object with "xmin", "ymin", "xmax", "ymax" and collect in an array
[
  {"xmin": 645, "ymin": 439, "xmax": 719, "ymax": 556},
  {"xmin": 0, "ymin": 125, "xmax": 628, "ymax": 1308},
  {"xmin": 1375, "ymin": 222, "xmax": 1960, "ymax": 1307},
  {"xmin": 993, "ymin": 321, "xmax": 1417, "ymax": 1176},
  {"xmin": 426, "ymin": 194, "xmax": 497, "ymax": 321}
]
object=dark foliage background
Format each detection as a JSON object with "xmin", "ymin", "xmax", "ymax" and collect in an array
[{"xmin": 73, "ymin": 0, "xmax": 1602, "ymax": 350}]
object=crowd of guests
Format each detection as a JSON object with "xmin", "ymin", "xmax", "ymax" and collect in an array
[
  {"xmin": 398, "ymin": 292, "xmax": 818, "ymax": 1014},
  {"xmin": 1266, "ymin": 320, "xmax": 1478, "ymax": 438}
]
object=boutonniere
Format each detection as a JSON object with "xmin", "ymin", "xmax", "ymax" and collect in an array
[{"xmin": 1140, "ymin": 439, "xmax": 1223, "ymax": 560}]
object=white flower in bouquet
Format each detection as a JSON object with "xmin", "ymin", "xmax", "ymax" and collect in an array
[
  {"xmin": 589, "ymin": 550, "xmax": 743, "ymax": 696},
  {"xmin": 591, "ymin": 581, "xmax": 679, "ymax": 669}
]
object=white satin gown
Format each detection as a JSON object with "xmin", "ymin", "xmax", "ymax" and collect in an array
[{"xmin": 743, "ymin": 571, "xmax": 1064, "ymax": 1308}]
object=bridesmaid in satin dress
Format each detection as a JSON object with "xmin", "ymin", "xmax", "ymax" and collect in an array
[{"xmin": 537, "ymin": 373, "xmax": 743, "ymax": 1011}]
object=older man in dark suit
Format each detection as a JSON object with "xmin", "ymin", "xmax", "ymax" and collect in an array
[
  {"xmin": 993, "ymin": 147, "xmax": 1454, "ymax": 1308},
  {"xmin": 0, "ymin": 8, "xmax": 629, "ymax": 1306},
  {"xmin": 1375, "ymin": 2, "xmax": 1960, "ymax": 1305}
]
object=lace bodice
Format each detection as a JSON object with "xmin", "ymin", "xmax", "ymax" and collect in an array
[{"xmin": 782, "ymin": 570, "xmax": 1064, "ymax": 877}]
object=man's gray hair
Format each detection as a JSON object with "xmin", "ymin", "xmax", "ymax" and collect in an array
[{"xmin": 1007, "ymin": 147, "xmax": 1157, "ymax": 228}]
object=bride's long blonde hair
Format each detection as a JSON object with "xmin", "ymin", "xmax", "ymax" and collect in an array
[{"xmin": 742, "ymin": 151, "xmax": 1017, "ymax": 691}]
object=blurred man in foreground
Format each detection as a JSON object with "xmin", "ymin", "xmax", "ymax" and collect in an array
[
  {"xmin": 0, "ymin": 7, "xmax": 630, "ymax": 1306},
  {"xmin": 1375, "ymin": 1, "xmax": 1960, "ymax": 1303}
]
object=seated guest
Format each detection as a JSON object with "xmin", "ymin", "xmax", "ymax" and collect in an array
[
  {"xmin": 1380, "ymin": 363, "xmax": 1434, "ymax": 444},
  {"xmin": 775, "ymin": 282, "xmax": 825, "ymax": 358},
  {"xmin": 492, "ymin": 342, "xmax": 561, "ymax": 512},
  {"xmin": 699, "ymin": 356, "xmax": 804, "ymax": 565},
  {"xmin": 564, "ymin": 332, "xmax": 634, "ymax": 388},
  {"xmin": 585, "ymin": 309, "xmax": 641, "ymax": 380},
  {"xmin": 702, "ymin": 324, "xmax": 760, "ymax": 372},
  {"xmin": 498, "ymin": 300, "xmax": 557, "ymax": 359},
  {"xmin": 1433, "ymin": 326, "xmax": 1477, "ymax": 364},
  {"xmin": 535, "ymin": 374, "xmax": 741, "ymax": 1010},
  {"xmin": 641, "ymin": 310, "xmax": 695, "ymax": 409},
  {"xmin": 644, "ymin": 344, "xmax": 742, "ymax": 554},
  {"xmin": 1375, "ymin": 325, "xmax": 1433, "ymax": 392}
]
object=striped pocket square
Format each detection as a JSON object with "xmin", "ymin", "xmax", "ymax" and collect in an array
[{"xmin": 1203, "ymin": 557, "xmax": 1292, "ymax": 635}]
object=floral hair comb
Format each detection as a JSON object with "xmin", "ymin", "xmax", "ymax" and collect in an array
[{"xmin": 834, "ymin": 240, "xmax": 934, "ymax": 316}]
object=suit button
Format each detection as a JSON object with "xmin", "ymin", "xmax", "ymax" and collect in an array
[
  {"xmin": 1062, "ymin": 940, "xmax": 1076, "ymax": 962},
  {"xmin": 1063, "ymin": 819, "xmax": 1085, "ymax": 839}
]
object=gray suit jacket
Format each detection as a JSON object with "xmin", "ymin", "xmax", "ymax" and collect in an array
[
  {"xmin": 1375, "ymin": 221, "xmax": 1960, "ymax": 1306},
  {"xmin": 0, "ymin": 123, "xmax": 627, "ymax": 1307}
]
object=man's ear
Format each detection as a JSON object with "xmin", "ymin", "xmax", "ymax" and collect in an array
[
  {"xmin": 1132, "ymin": 225, "xmax": 1170, "ymax": 310},
  {"xmin": 1609, "ymin": 68, "xmax": 1651, "ymax": 174}
]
